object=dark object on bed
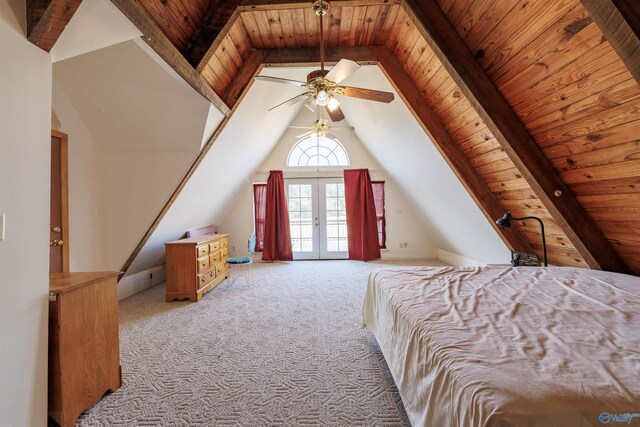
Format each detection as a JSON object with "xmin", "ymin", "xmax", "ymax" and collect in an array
[{"xmin": 510, "ymin": 250, "xmax": 541, "ymax": 266}]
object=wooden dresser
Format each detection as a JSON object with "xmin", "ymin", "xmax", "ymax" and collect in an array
[
  {"xmin": 165, "ymin": 233, "xmax": 229, "ymax": 302},
  {"xmin": 49, "ymin": 272, "xmax": 122, "ymax": 427}
]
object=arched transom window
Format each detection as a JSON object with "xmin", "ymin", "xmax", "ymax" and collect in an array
[{"xmin": 287, "ymin": 135, "xmax": 350, "ymax": 167}]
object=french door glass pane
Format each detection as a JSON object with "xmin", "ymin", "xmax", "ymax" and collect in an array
[
  {"xmin": 325, "ymin": 183, "xmax": 348, "ymax": 252},
  {"xmin": 288, "ymin": 184, "xmax": 314, "ymax": 252}
]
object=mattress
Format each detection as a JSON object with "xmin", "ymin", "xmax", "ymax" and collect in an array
[{"xmin": 362, "ymin": 266, "xmax": 640, "ymax": 427}]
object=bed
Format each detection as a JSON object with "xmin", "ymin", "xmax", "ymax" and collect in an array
[{"xmin": 363, "ymin": 266, "xmax": 640, "ymax": 427}]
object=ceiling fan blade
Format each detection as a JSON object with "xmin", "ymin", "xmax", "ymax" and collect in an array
[
  {"xmin": 341, "ymin": 86, "xmax": 395, "ymax": 103},
  {"xmin": 288, "ymin": 126, "xmax": 312, "ymax": 129},
  {"xmin": 325, "ymin": 104, "xmax": 345, "ymax": 122},
  {"xmin": 325, "ymin": 59, "xmax": 360, "ymax": 84},
  {"xmin": 268, "ymin": 93, "xmax": 307, "ymax": 111},
  {"xmin": 330, "ymin": 126, "xmax": 355, "ymax": 131},
  {"xmin": 255, "ymin": 76, "xmax": 306, "ymax": 86},
  {"xmin": 296, "ymin": 131, "xmax": 314, "ymax": 138}
]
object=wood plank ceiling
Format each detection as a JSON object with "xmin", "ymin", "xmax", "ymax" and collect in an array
[{"xmin": 42, "ymin": 0, "xmax": 640, "ymax": 275}]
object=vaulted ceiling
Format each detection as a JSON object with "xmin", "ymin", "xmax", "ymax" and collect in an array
[{"xmin": 28, "ymin": 0, "xmax": 640, "ymax": 276}]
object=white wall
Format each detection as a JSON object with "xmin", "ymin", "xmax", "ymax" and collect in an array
[
  {"xmin": 52, "ymin": 79, "xmax": 109, "ymax": 271},
  {"xmin": 105, "ymin": 152, "xmax": 194, "ymax": 269},
  {"xmin": 50, "ymin": 0, "xmax": 141, "ymax": 63},
  {"xmin": 124, "ymin": 68, "xmax": 316, "ymax": 276},
  {"xmin": 336, "ymin": 66, "xmax": 509, "ymax": 264},
  {"xmin": 52, "ymin": 40, "xmax": 217, "ymax": 275},
  {"xmin": 0, "ymin": 1, "xmax": 51, "ymax": 425},
  {"xmin": 220, "ymin": 106, "xmax": 440, "ymax": 259}
]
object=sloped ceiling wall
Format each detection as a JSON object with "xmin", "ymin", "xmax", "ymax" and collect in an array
[
  {"xmin": 53, "ymin": 40, "xmax": 211, "ymax": 153},
  {"xmin": 335, "ymin": 65, "xmax": 509, "ymax": 263},
  {"xmin": 125, "ymin": 68, "xmax": 309, "ymax": 275},
  {"xmin": 50, "ymin": 0, "xmax": 142, "ymax": 63},
  {"xmin": 53, "ymin": 39, "xmax": 218, "ymax": 271}
]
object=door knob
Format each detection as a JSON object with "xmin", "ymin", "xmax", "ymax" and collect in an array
[
  {"xmin": 50, "ymin": 239, "xmax": 63, "ymax": 246},
  {"xmin": 52, "ymin": 226, "xmax": 61, "ymax": 233}
]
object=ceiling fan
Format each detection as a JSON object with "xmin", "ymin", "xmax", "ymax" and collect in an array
[
  {"xmin": 288, "ymin": 113, "xmax": 355, "ymax": 139},
  {"xmin": 255, "ymin": 0, "xmax": 394, "ymax": 122}
]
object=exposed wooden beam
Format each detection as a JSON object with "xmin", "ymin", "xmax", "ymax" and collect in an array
[
  {"xmin": 110, "ymin": 0, "xmax": 230, "ymax": 116},
  {"xmin": 372, "ymin": 46, "xmax": 533, "ymax": 255},
  {"xmin": 223, "ymin": 50, "xmax": 269, "ymax": 108},
  {"xmin": 182, "ymin": 0, "xmax": 242, "ymax": 72},
  {"xmin": 581, "ymin": 0, "xmax": 640, "ymax": 85},
  {"xmin": 119, "ymin": 51, "xmax": 266, "ymax": 277},
  {"xmin": 402, "ymin": 0, "xmax": 630, "ymax": 273},
  {"xmin": 238, "ymin": 0, "xmax": 400, "ymax": 12},
  {"xmin": 26, "ymin": 0, "xmax": 83, "ymax": 52},
  {"xmin": 263, "ymin": 46, "xmax": 379, "ymax": 67}
]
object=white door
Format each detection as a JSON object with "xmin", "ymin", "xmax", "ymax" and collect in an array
[
  {"xmin": 287, "ymin": 179, "xmax": 319, "ymax": 259},
  {"xmin": 287, "ymin": 178, "xmax": 348, "ymax": 260},
  {"xmin": 318, "ymin": 179, "xmax": 349, "ymax": 259}
]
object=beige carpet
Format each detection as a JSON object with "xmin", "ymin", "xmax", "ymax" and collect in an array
[{"xmin": 77, "ymin": 259, "xmax": 446, "ymax": 426}]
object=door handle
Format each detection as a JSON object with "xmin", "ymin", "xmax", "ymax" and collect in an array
[
  {"xmin": 50, "ymin": 239, "xmax": 64, "ymax": 246},
  {"xmin": 52, "ymin": 226, "xmax": 61, "ymax": 233}
]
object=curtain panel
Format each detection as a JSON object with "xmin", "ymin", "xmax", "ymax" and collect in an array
[
  {"xmin": 253, "ymin": 183, "xmax": 267, "ymax": 252},
  {"xmin": 262, "ymin": 171, "xmax": 293, "ymax": 261},
  {"xmin": 343, "ymin": 169, "xmax": 381, "ymax": 261}
]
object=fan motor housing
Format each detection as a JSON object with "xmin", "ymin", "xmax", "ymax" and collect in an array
[
  {"xmin": 312, "ymin": 0, "xmax": 330, "ymax": 15},
  {"xmin": 307, "ymin": 69, "xmax": 329, "ymax": 82}
]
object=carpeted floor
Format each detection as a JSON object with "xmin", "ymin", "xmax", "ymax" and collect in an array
[{"xmin": 76, "ymin": 259, "xmax": 446, "ymax": 426}]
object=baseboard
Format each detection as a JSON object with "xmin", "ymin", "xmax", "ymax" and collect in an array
[
  {"xmin": 379, "ymin": 254, "xmax": 440, "ymax": 260},
  {"xmin": 437, "ymin": 249, "xmax": 486, "ymax": 267},
  {"xmin": 117, "ymin": 265, "xmax": 165, "ymax": 301}
]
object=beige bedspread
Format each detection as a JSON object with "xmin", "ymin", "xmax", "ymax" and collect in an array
[{"xmin": 363, "ymin": 266, "xmax": 640, "ymax": 427}]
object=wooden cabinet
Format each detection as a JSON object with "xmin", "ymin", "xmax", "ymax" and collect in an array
[
  {"xmin": 49, "ymin": 272, "xmax": 122, "ymax": 427},
  {"xmin": 165, "ymin": 233, "xmax": 229, "ymax": 302}
]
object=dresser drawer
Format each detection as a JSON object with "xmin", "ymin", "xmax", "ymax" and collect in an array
[
  {"xmin": 196, "ymin": 244, "xmax": 209, "ymax": 258},
  {"xmin": 215, "ymin": 262, "xmax": 227, "ymax": 277},
  {"xmin": 197, "ymin": 270, "xmax": 216, "ymax": 290},
  {"xmin": 209, "ymin": 251, "xmax": 220, "ymax": 265},
  {"xmin": 196, "ymin": 256, "xmax": 210, "ymax": 274},
  {"xmin": 209, "ymin": 241, "xmax": 220, "ymax": 252},
  {"xmin": 220, "ymin": 248, "xmax": 228, "ymax": 260},
  {"xmin": 220, "ymin": 238, "xmax": 228, "ymax": 249}
]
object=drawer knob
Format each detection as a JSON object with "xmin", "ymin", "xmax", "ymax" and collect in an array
[{"xmin": 201, "ymin": 277, "xmax": 206, "ymax": 282}]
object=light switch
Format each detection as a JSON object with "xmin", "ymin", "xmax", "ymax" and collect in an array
[{"xmin": 0, "ymin": 214, "xmax": 5, "ymax": 241}]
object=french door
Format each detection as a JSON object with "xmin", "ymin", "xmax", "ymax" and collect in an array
[{"xmin": 286, "ymin": 178, "xmax": 349, "ymax": 260}]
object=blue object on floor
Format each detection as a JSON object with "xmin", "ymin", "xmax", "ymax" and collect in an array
[
  {"xmin": 227, "ymin": 234, "xmax": 256, "ymax": 285},
  {"xmin": 227, "ymin": 256, "xmax": 252, "ymax": 264}
]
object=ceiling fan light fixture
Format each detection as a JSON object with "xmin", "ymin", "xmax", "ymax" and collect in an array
[{"xmin": 316, "ymin": 90, "xmax": 330, "ymax": 106}]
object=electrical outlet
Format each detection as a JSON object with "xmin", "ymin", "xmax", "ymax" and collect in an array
[{"xmin": 232, "ymin": 245, "xmax": 236, "ymax": 252}]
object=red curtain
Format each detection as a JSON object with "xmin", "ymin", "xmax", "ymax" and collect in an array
[
  {"xmin": 253, "ymin": 184, "xmax": 267, "ymax": 252},
  {"xmin": 262, "ymin": 171, "xmax": 293, "ymax": 261},
  {"xmin": 372, "ymin": 181, "xmax": 386, "ymax": 249},
  {"xmin": 344, "ymin": 169, "xmax": 381, "ymax": 261}
]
